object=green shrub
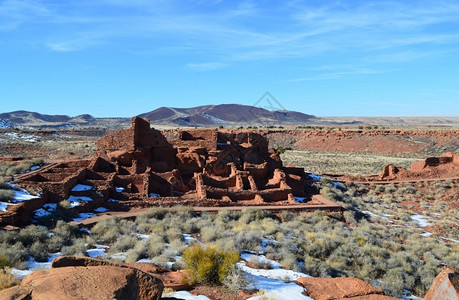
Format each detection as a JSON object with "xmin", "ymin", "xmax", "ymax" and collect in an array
[{"xmin": 183, "ymin": 244, "xmax": 239, "ymax": 285}]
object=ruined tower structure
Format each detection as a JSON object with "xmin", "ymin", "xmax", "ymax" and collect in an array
[{"xmin": 15, "ymin": 117, "xmax": 308, "ymax": 208}]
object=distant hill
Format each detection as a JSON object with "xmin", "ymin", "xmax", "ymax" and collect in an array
[
  {"xmin": 139, "ymin": 104, "xmax": 317, "ymax": 126},
  {"xmin": 0, "ymin": 111, "xmax": 96, "ymax": 127}
]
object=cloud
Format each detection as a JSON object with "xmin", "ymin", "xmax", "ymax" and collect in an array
[
  {"xmin": 186, "ymin": 62, "xmax": 226, "ymax": 71},
  {"xmin": 3, "ymin": 0, "xmax": 459, "ymax": 67},
  {"xmin": 285, "ymin": 68, "xmax": 396, "ymax": 82}
]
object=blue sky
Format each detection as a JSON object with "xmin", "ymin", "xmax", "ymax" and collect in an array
[{"xmin": 1, "ymin": 0, "xmax": 459, "ymax": 117}]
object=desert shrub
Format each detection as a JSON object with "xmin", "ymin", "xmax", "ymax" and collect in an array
[
  {"xmin": 18, "ymin": 225, "xmax": 49, "ymax": 247},
  {"xmin": 280, "ymin": 253, "xmax": 300, "ymax": 271},
  {"xmin": 28, "ymin": 241, "xmax": 49, "ymax": 262},
  {"xmin": 5, "ymin": 159, "xmax": 43, "ymax": 176},
  {"xmin": 168, "ymin": 238, "xmax": 187, "ymax": 255},
  {"xmin": 303, "ymin": 255, "xmax": 332, "ymax": 277},
  {"xmin": 0, "ymin": 255, "xmax": 11, "ymax": 269},
  {"xmin": 146, "ymin": 236, "xmax": 166, "ymax": 258},
  {"xmin": 109, "ymin": 235, "xmax": 138, "ymax": 253},
  {"xmin": 51, "ymin": 220, "xmax": 79, "ymax": 245},
  {"xmin": 233, "ymin": 231, "xmax": 261, "ymax": 252},
  {"xmin": 216, "ymin": 209, "xmax": 241, "ymax": 226},
  {"xmin": 200, "ymin": 226, "xmax": 221, "ymax": 242},
  {"xmin": 0, "ymin": 269, "xmax": 19, "ymax": 291},
  {"xmin": 183, "ymin": 244, "xmax": 239, "ymax": 285},
  {"xmin": 223, "ymin": 268, "xmax": 251, "ymax": 292},
  {"xmin": 0, "ymin": 242, "xmax": 27, "ymax": 266},
  {"xmin": 0, "ymin": 181, "xmax": 12, "ymax": 190},
  {"xmin": 0, "ymin": 189, "xmax": 14, "ymax": 201},
  {"xmin": 239, "ymin": 208, "xmax": 272, "ymax": 224},
  {"xmin": 125, "ymin": 240, "xmax": 147, "ymax": 263},
  {"xmin": 61, "ymin": 238, "xmax": 88, "ymax": 256},
  {"xmin": 212, "ymin": 237, "xmax": 237, "ymax": 252},
  {"xmin": 379, "ymin": 268, "xmax": 405, "ymax": 296},
  {"xmin": 91, "ymin": 217, "xmax": 136, "ymax": 243},
  {"xmin": 248, "ymin": 255, "xmax": 272, "ymax": 269}
]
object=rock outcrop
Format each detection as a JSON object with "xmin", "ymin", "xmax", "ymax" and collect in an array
[
  {"xmin": 296, "ymin": 277, "xmax": 399, "ymax": 300},
  {"xmin": 424, "ymin": 266, "xmax": 459, "ymax": 300}
]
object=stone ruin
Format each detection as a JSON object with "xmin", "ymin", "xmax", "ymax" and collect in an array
[
  {"xmin": 6, "ymin": 117, "xmax": 319, "ymax": 225},
  {"xmin": 378, "ymin": 152, "xmax": 459, "ymax": 181}
]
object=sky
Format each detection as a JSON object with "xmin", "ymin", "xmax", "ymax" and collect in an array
[{"xmin": 1, "ymin": 0, "xmax": 459, "ymax": 117}]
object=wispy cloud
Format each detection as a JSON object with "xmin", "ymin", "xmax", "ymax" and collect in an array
[
  {"xmin": 187, "ymin": 62, "xmax": 226, "ymax": 71},
  {"xmin": 3, "ymin": 0, "xmax": 459, "ymax": 66},
  {"xmin": 285, "ymin": 68, "xmax": 395, "ymax": 82}
]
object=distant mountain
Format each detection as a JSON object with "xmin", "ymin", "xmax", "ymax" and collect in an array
[
  {"xmin": 139, "ymin": 104, "xmax": 317, "ymax": 126},
  {"xmin": 0, "ymin": 111, "xmax": 96, "ymax": 126}
]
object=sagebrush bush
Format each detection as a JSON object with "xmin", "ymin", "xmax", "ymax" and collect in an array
[
  {"xmin": 62, "ymin": 242, "xmax": 87, "ymax": 257},
  {"xmin": 109, "ymin": 235, "xmax": 139, "ymax": 253},
  {"xmin": 0, "ymin": 189, "xmax": 14, "ymax": 201},
  {"xmin": 0, "ymin": 242, "xmax": 27, "ymax": 267},
  {"xmin": 28, "ymin": 241, "xmax": 49, "ymax": 262},
  {"xmin": 91, "ymin": 217, "xmax": 136, "ymax": 243},
  {"xmin": 18, "ymin": 225, "xmax": 49, "ymax": 247},
  {"xmin": 183, "ymin": 244, "xmax": 239, "ymax": 285},
  {"xmin": 223, "ymin": 268, "xmax": 251, "ymax": 292}
]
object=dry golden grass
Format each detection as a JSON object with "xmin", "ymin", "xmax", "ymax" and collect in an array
[{"xmin": 281, "ymin": 150, "xmax": 418, "ymax": 176}]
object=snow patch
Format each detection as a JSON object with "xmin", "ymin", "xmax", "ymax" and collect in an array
[
  {"xmin": 241, "ymin": 253, "xmax": 281, "ymax": 269},
  {"xmin": 237, "ymin": 261, "xmax": 310, "ymax": 282},
  {"xmin": 94, "ymin": 207, "xmax": 109, "ymax": 213},
  {"xmin": 163, "ymin": 291, "xmax": 211, "ymax": 300},
  {"xmin": 67, "ymin": 195, "xmax": 93, "ymax": 208},
  {"xmin": 71, "ymin": 184, "xmax": 94, "ymax": 192},
  {"xmin": 73, "ymin": 212, "xmax": 96, "ymax": 222},
  {"xmin": 12, "ymin": 188, "xmax": 40, "ymax": 202},
  {"xmin": 0, "ymin": 202, "xmax": 15, "ymax": 212},
  {"xmin": 411, "ymin": 214, "xmax": 430, "ymax": 227}
]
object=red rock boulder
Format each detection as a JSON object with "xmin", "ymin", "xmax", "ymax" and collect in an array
[
  {"xmin": 0, "ymin": 256, "xmax": 164, "ymax": 300},
  {"xmin": 424, "ymin": 266, "xmax": 459, "ymax": 300}
]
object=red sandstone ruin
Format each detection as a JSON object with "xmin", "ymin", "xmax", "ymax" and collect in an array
[
  {"xmin": 377, "ymin": 152, "xmax": 459, "ymax": 181},
  {"xmin": 3, "ymin": 117, "xmax": 337, "ymax": 226}
]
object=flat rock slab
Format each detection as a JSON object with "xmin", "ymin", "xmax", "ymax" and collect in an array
[{"xmin": 296, "ymin": 277, "xmax": 399, "ymax": 300}]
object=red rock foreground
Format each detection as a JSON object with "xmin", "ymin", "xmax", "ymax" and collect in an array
[
  {"xmin": 0, "ymin": 256, "xmax": 166, "ymax": 300},
  {"xmin": 3, "ymin": 117, "xmax": 340, "ymax": 226}
]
